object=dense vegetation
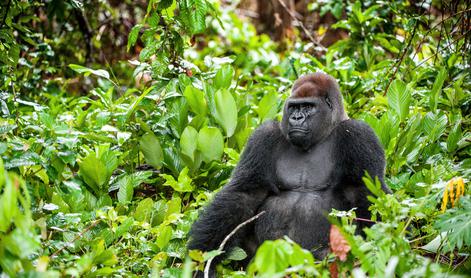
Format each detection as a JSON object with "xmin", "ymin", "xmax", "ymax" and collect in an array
[{"xmin": 0, "ymin": 0, "xmax": 470, "ymax": 277}]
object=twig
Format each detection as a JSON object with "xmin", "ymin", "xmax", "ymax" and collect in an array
[
  {"xmin": 383, "ymin": 21, "xmax": 418, "ymax": 96},
  {"xmin": 274, "ymin": 0, "xmax": 327, "ymax": 51},
  {"xmin": 409, "ymin": 29, "xmax": 471, "ymax": 72},
  {"xmin": 204, "ymin": 211, "xmax": 266, "ymax": 278},
  {"xmin": 50, "ymin": 220, "xmax": 100, "ymax": 258},
  {"xmin": 353, "ymin": 217, "xmax": 376, "ymax": 224},
  {"xmin": 410, "ymin": 8, "xmax": 471, "ymax": 64}
]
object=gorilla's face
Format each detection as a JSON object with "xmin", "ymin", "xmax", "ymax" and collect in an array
[{"xmin": 281, "ymin": 96, "xmax": 333, "ymax": 150}]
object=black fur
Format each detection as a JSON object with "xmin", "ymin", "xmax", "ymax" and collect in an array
[{"xmin": 188, "ymin": 73, "xmax": 390, "ymax": 272}]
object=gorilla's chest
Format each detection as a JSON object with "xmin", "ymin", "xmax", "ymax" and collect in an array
[{"xmin": 275, "ymin": 141, "xmax": 334, "ymax": 191}]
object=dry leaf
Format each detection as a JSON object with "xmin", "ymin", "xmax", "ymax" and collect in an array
[{"xmin": 330, "ymin": 225, "xmax": 351, "ymax": 261}]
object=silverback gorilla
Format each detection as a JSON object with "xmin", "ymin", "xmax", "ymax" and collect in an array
[{"xmin": 188, "ymin": 72, "xmax": 390, "ymax": 263}]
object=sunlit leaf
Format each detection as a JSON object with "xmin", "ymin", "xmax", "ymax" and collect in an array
[
  {"xmin": 213, "ymin": 90, "xmax": 237, "ymax": 137},
  {"xmin": 387, "ymin": 79, "xmax": 411, "ymax": 121},
  {"xmin": 197, "ymin": 126, "xmax": 224, "ymax": 162},
  {"xmin": 139, "ymin": 132, "xmax": 164, "ymax": 169}
]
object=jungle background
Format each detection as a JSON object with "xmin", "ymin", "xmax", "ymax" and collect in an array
[{"xmin": 0, "ymin": 0, "xmax": 470, "ymax": 277}]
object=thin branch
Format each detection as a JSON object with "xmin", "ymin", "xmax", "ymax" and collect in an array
[
  {"xmin": 410, "ymin": 29, "xmax": 471, "ymax": 72},
  {"xmin": 204, "ymin": 211, "xmax": 266, "ymax": 278},
  {"xmin": 50, "ymin": 220, "xmax": 100, "ymax": 258},
  {"xmin": 383, "ymin": 21, "xmax": 418, "ymax": 95},
  {"xmin": 274, "ymin": 0, "xmax": 327, "ymax": 51},
  {"xmin": 354, "ymin": 217, "xmax": 376, "ymax": 224}
]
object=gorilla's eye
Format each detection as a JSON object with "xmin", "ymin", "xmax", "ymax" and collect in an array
[{"xmin": 325, "ymin": 97, "xmax": 332, "ymax": 109}]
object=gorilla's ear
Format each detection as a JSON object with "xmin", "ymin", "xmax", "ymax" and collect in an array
[{"xmin": 325, "ymin": 96, "xmax": 332, "ymax": 109}]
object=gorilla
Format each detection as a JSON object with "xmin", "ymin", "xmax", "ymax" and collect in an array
[{"xmin": 188, "ymin": 72, "xmax": 390, "ymax": 264}]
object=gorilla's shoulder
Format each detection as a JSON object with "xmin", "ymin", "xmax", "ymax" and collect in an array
[
  {"xmin": 247, "ymin": 120, "xmax": 284, "ymax": 146},
  {"xmin": 334, "ymin": 119, "xmax": 385, "ymax": 160},
  {"xmin": 335, "ymin": 119, "xmax": 379, "ymax": 141}
]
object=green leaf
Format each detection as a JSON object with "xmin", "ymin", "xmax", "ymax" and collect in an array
[
  {"xmin": 249, "ymin": 240, "xmax": 290, "ymax": 275},
  {"xmin": 180, "ymin": 126, "xmax": 198, "ymax": 162},
  {"xmin": 256, "ymin": 91, "xmax": 278, "ymax": 122},
  {"xmin": 183, "ymin": 85, "xmax": 207, "ymax": 115},
  {"xmin": 117, "ymin": 179, "xmax": 134, "ymax": 204},
  {"xmin": 115, "ymin": 217, "xmax": 134, "ymax": 239},
  {"xmin": 447, "ymin": 119, "xmax": 462, "ymax": 153},
  {"xmin": 434, "ymin": 196, "xmax": 471, "ymax": 251},
  {"xmin": 214, "ymin": 64, "xmax": 234, "ymax": 90},
  {"xmin": 226, "ymin": 247, "xmax": 247, "ymax": 261},
  {"xmin": 430, "ymin": 68, "xmax": 447, "ymax": 112},
  {"xmin": 69, "ymin": 64, "xmax": 110, "ymax": 79},
  {"xmin": 135, "ymin": 198, "xmax": 154, "ymax": 222},
  {"xmin": 78, "ymin": 155, "xmax": 107, "ymax": 194},
  {"xmin": 161, "ymin": 167, "xmax": 194, "ymax": 192},
  {"xmin": 387, "ymin": 79, "xmax": 411, "ymax": 121},
  {"xmin": 197, "ymin": 127, "xmax": 224, "ymax": 162},
  {"xmin": 127, "ymin": 24, "xmax": 142, "ymax": 51},
  {"xmin": 213, "ymin": 90, "xmax": 237, "ymax": 137},
  {"xmin": 179, "ymin": 0, "xmax": 207, "ymax": 35},
  {"xmin": 423, "ymin": 112, "xmax": 447, "ymax": 143},
  {"xmin": 139, "ymin": 132, "xmax": 164, "ymax": 169},
  {"xmin": 166, "ymin": 196, "xmax": 181, "ymax": 217},
  {"xmin": 156, "ymin": 225, "xmax": 173, "ymax": 249}
]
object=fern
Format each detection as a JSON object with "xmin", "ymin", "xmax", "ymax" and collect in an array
[{"xmin": 434, "ymin": 195, "xmax": 471, "ymax": 251}]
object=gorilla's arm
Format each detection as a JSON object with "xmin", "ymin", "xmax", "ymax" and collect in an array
[
  {"xmin": 188, "ymin": 121, "xmax": 282, "ymax": 252},
  {"xmin": 334, "ymin": 120, "xmax": 391, "ymax": 219}
]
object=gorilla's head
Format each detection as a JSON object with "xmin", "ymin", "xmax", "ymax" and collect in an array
[{"xmin": 281, "ymin": 73, "xmax": 348, "ymax": 150}]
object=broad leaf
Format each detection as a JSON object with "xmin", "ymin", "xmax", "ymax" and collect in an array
[
  {"xmin": 117, "ymin": 179, "xmax": 134, "ymax": 204},
  {"xmin": 197, "ymin": 127, "xmax": 224, "ymax": 162},
  {"xmin": 423, "ymin": 112, "xmax": 447, "ymax": 143},
  {"xmin": 78, "ymin": 155, "xmax": 107, "ymax": 194},
  {"xmin": 387, "ymin": 79, "xmax": 411, "ymax": 121},
  {"xmin": 214, "ymin": 64, "xmax": 234, "ymax": 90},
  {"xmin": 429, "ymin": 68, "xmax": 447, "ymax": 112},
  {"xmin": 180, "ymin": 126, "xmax": 198, "ymax": 161},
  {"xmin": 213, "ymin": 90, "xmax": 237, "ymax": 137},
  {"xmin": 139, "ymin": 132, "xmax": 164, "ymax": 169},
  {"xmin": 256, "ymin": 91, "xmax": 278, "ymax": 122},
  {"xmin": 183, "ymin": 85, "xmax": 207, "ymax": 115}
]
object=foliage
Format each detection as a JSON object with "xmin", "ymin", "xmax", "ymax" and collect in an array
[{"xmin": 0, "ymin": 0, "xmax": 470, "ymax": 276}]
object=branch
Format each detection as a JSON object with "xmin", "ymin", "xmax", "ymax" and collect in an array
[
  {"xmin": 383, "ymin": 21, "xmax": 418, "ymax": 95},
  {"xmin": 50, "ymin": 220, "xmax": 100, "ymax": 258},
  {"xmin": 203, "ymin": 211, "xmax": 266, "ymax": 278},
  {"xmin": 274, "ymin": 0, "xmax": 327, "ymax": 51}
]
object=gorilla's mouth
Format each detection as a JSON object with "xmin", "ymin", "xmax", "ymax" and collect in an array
[{"xmin": 288, "ymin": 128, "xmax": 309, "ymax": 134}]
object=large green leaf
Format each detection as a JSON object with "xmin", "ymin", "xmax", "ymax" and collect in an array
[
  {"xmin": 117, "ymin": 179, "xmax": 134, "ymax": 204},
  {"xmin": 180, "ymin": 126, "xmax": 198, "ymax": 161},
  {"xmin": 429, "ymin": 68, "xmax": 447, "ymax": 112},
  {"xmin": 387, "ymin": 79, "xmax": 411, "ymax": 121},
  {"xmin": 127, "ymin": 24, "xmax": 142, "ymax": 51},
  {"xmin": 78, "ymin": 155, "xmax": 107, "ymax": 194},
  {"xmin": 213, "ymin": 90, "xmax": 238, "ymax": 137},
  {"xmin": 197, "ymin": 126, "xmax": 224, "ymax": 162},
  {"xmin": 256, "ymin": 91, "xmax": 278, "ymax": 122},
  {"xmin": 183, "ymin": 85, "xmax": 207, "ymax": 115},
  {"xmin": 179, "ymin": 0, "xmax": 207, "ymax": 35},
  {"xmin": 139, "ymin": 132, "xmax": 164, "ymax": 169},
  {"xmin": 156, "ymin": 225, "xmax": 173, "ymax": 249},
  {"xmin": 214, "ymin": 64, "xmax": 234, "ymax": 90},
  {"xmin": 423, "ymin": 112, "xmax": 447, "ymax": 143},
  {"xmin": 134, "ymin": 198, "xmax": 154, "ymax": 222}
]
